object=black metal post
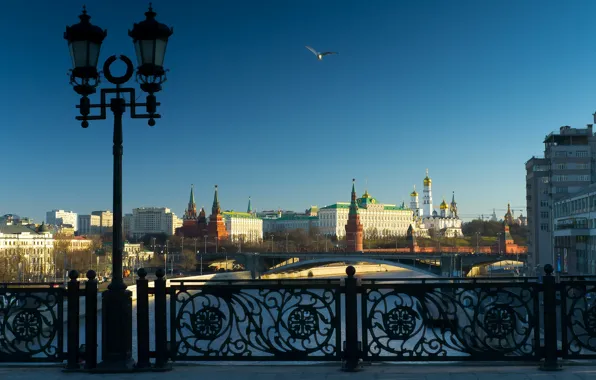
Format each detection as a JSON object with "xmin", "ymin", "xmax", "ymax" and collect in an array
[
  {"xmin": 342, "ymin": 265, "xmax": 361, "ymax": 372},
  {"xmin": 65, "ymin": 270, "xmax": 80, "ymax": 371},
  {"xmin": 98, "ymin": 96, "xmax": 134, "ymax": 372},
  {"xmin": 136, "ymin": 268, "xmax": 150, "ymax": 370},
  {"xmin": 540, "ymin": 264, "xmax": 561, "ymax": 371},
  {"xmin": 85, "ymin": 270, "xmax": 98, "ymax": 370},
  {"xmin": 154, "ymin": 269, "xmax": 170, "ymax": 370}
]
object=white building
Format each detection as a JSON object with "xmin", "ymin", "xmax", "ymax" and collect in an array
[
  {"xmin": 130, "ymin": 207, "xmax": 182, "ymax": 239},
  {"xmin": 46, "ymin": 210, "xmax": 78, "ymax": 231},
  {"xmin": 222, "ymin": 211, "xmax": 263, "ymax": 242},
  {"xmin": 409, "ymin": 170, "xmax": 463, "ymax": 238},
  {"xmin": 78, "ymin": 214, "xmax": 101, "ymax": 235},
  {"xmin": 318, "ymin": 189, "xmax": 412, "ymax": 238},
  {"xmin": 0, "ymin": 224, "xmax": 54, "ymax": 279},
  {"xmin": 91, "ymin": 210, "xmax": 113, "ymax": 234}
]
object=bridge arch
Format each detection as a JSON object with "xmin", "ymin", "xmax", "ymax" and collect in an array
[{"xmin": 264, "ymin": 257, "xmax": 439, "ymax": 277}]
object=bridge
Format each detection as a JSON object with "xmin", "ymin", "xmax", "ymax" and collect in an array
[{"xmin": 199, "ymin": 251, "xmax": 528, "ymax": 278}]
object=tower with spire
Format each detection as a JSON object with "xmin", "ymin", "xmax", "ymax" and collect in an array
[
  {"xmin": 410, "ymin": 185, "xmax": 420, "ymax": 216},
  {"xmin": 207, "ymin": 185, "xmax": 228, "ymax": 249},
  {"xmin": 504, "ymin": 202, "xmax": 514, "ymax": 226},
  {"xmin": 422, "ymin": 169, "xmax": 433, "ymax": 217},
  {"xmin": 183, "ymin": 184, "xmax": 198, "ymax": 220},
  {"xmin": 449, "ymin": 191, "xmax": 458, "ymax": 218},
  {"xmin": 175, "ymin": 184, "xmax": 201, "ymax": 237},
  {"xmin": 247, "ymin": 196, "xmax": 253, "ymax": 214},
  {"xmin": 345, "ymin": 179, "xmax": 364, "ymax": 252}
]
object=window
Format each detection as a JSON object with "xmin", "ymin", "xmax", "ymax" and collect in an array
[
  {"xmin": 577, "ymin": 151, "xmax": 589, "ymax": 157},
  {"xmin": 541, "ymin": 212, "xmax": 549, "ymax": 218},
  {"xmin": 557, "ymin": 163, "xmax": 567, "ymax": 170},
  {"xmin": 540, "ymin": 223, "xmax": 549, "ymax": 231},
  {"xmin": 542, "ymin": 177, "xmax": 550, "ymax": 183},
  {"xmin": 555, "ymin": 151, "xmax": 567, "ymax": 157},
  {"xmin": 540, "ymin": 200, "xmax": 549, "ymax": 207}
]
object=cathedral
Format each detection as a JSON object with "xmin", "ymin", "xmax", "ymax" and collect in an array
[{"xmin": 409, "ymin": 169, "xmax": 463, "ymax": 238}]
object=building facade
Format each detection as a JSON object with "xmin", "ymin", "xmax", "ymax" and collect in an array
[
  {"xmin": 0, "ymin": 224, "xmax": 54, "ymax": 280},
  {"xmin": 46, "ymin": 210, "xmax": 78, "ymax": 232},
  {"xmin": 130, "ymin": 207, "xmax": 182, "ymax": 239},
  {"xmin": 526, "ymin": 123, "xmax": 596, "ymax": 269},
  {"xmin": 91, "ymin": 210, "xmax": 113, "ymax": 234},
  {"xmin": 77, "ymin": 214, "xmax": 101, "ymax": 236},
  {"xmin": 409, "ymin": 170, "xmax": 463, "ymax": 238},
  {"xmin": 318, "ymin": 189, "xmax": 412, "ymax": 238},
  {"xmin": 552, "ymin": 183, "xmax": 596, "ymax": 274},
  {"xmin": 222, "ymin": 211, "xmax": 263, "ymax": 243}
]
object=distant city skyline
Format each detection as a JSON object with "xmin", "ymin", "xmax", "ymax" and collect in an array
[{"xmin": 4, "ymin": 0, "xmax": 594, "ymax": 224}]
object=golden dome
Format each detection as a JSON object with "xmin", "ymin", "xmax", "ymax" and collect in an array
[
  {"xmin": 440, "ymin": 199, "xmax": 448, "ymax": 209},
  {"xmin": 410, "ymin": 185, "xmax": 418, "ymax": 197},
  {"xmin": 423, "ymin": 168, "xmax": 431, "ymax": 187},
  {"xmin": 362, "ymin": 190, "xmax": 371, "ymax": 199}
]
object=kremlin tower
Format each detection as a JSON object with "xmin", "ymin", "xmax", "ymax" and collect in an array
[
  {"xmin": 207, "ymin": 185, "xmax": 228, "ymax": 249},
  {"xmin": 175, "ymin": 185, "xmax": 201, "ymax": 237},
  {"xmin": 410, "ymin": 185, "xmax": 419, "ymax": 217},
  {"xmin": 345, "ymin": 179, "xmax": 364, "ymax": 252},
  {"xmin": 422, "ymin": 169, "xmax": 433, "ymax": 217}
]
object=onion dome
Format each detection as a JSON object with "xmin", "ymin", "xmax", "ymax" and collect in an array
[
  {"xmin": 362, "ymin": 190, "xmax": 371, "ymax": 199},
  {"xmin": 410, "ymin": 185, "xmax": 418, "ymax": 197},
  {"xmin": 38, "ymin": 222, "xmax": 50, "ymax": 233},
  {"xmin": 440, "ymin": 199, "xmax": 448, "ymax": 210},
  {"xmin": 423, "ymin": 168, "xmax": 432, "ymax": 186}
]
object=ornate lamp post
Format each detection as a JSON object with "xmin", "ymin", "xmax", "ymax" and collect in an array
[{"xmin": 64, "ymin": 5, "xmax": 172, "ymax": 371}]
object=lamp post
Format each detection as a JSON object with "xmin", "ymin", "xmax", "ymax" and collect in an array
[{"xmin": 65, "ymin": 5, "xmax": 172, "ymax": 370}]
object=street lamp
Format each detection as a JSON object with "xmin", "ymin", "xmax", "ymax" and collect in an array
[{"xmin": 65, "ymin": 5, "xmax": 172, "ymax": 371}]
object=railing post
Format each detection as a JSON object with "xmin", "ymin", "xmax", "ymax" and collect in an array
[
  {"xmin": 85, "ymin": 270, "xmax": 98, "ymax": 370},
  {"xmin": 136, "ymin": 268, "xmax": 150, "ymax": 370},
  {"xmin": 540, "ymin": 264, "xmax": 561, "ymax": 371},
  {"xmin": 342, "ymin": 265, "xmax": 361, "ymax": 372},
  {"xmin": 154, "ymin": 268, "xmax": 169, "ymax": 370},
  {"xmin": 66, "ymin": 270, "xmax": 80, "ymax": 370}
]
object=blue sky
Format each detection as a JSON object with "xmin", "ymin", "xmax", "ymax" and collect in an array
[{"xmin": 2, "ymin": 0, "xmax": 595, "ymax": 222}]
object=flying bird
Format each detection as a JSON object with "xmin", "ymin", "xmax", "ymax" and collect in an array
[{"xmin": 305, "ymin": 46, "xmax": 339, "ymax": 61}]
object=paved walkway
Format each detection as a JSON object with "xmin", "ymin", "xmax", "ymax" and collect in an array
[{"xmin": 0, "ymin": 363, "xmax": 595, "ymax": 380}]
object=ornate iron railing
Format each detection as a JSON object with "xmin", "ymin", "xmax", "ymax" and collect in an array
[
  {"xmin": 560, "ymin": 279, "xmax": 596, "ymax": 358},
  {"xmin": 360, "ymin": 280, "xmax": 540, "ymax": 361},
  {"xmin": 0, "ymin": 284, "xmax": 65, "ymax": 362},
  {"xmin": 167, "ymin": 279, "xmax": 342, "ymax": 361},
  {"xmin": 4, "ymin": 264, "xmax": 596, "ymax": 372}
]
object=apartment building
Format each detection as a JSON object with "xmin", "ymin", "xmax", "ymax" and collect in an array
[{"xmin": 526, "ymin": 123, "xmax": 595, "ymax": 270}]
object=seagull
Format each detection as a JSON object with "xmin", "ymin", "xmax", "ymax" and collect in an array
[{"xmin": 305, "ymin": 46, "xmax": 339, "ymax": 61}]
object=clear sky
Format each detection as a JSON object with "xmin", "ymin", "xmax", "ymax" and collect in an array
[{"xmin": 2, "ymin": 0, "xmax": 595, "ymax": 222}]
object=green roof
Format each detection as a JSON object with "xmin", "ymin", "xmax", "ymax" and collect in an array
[
  {"xmin": 276, "ymin": 214, "xmax": 318, "ymax": 221},
  {"xmin": 384, "ymin": 205, "xmax": 411, "ymax": 211},
  {"xmin": 320, "ymin": 203, "xmax": 350, "ymax": 210},
  {"xmin": 222, "ymin": 211, "xmax": 260, "ymax": 219}
]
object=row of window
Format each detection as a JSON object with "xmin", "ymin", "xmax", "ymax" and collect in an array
[
  {"xmin": 554, "ymin": 150, "xmax": 589, "ymax": 157},
  {"xmin": 552, "ymin": 175, "xmax": 590, "ymax": 182}
]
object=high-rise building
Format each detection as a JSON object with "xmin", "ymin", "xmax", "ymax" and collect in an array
[
  {"xmin": 46, "ymin": 210, "xmax": 78, "ymax": 231},
  {"xmin": 130, "ymin": 207, "xmax": 182, "ymax": 239},
  {"xmin": 91, "ymin": 210, "xmax": 113, "ymax": 234},
  {"xmin": 78, "ymin": 214, "xmax": 101, "ymax": 235},
  {"xmin": 526, "ymin": 123, "xmax": 595, "ymax": 270}
]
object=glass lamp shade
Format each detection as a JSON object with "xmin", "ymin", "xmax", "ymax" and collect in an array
[
  {"xmin": 64, "ymin": 8, "xmax": 107, "ymax": 79},
  {"xmin": 129, "ymin": 5, "xmax": 173, "ymax": 77}
]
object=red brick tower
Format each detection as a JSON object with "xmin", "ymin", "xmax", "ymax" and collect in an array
[
  {"xmin": 176, "ymin": 184, "xmax": 201, "ymax": 237},
  {"xmin": 207, "ymin": 185, "xmax": 228, "ymax": 249},
  {"xmin": 197, "ymin": 207, "xmax": 208, "ymax": 237},
  {"xmin": 345, "ymin": 179, "xmax": 364, "ymax": 252}
]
